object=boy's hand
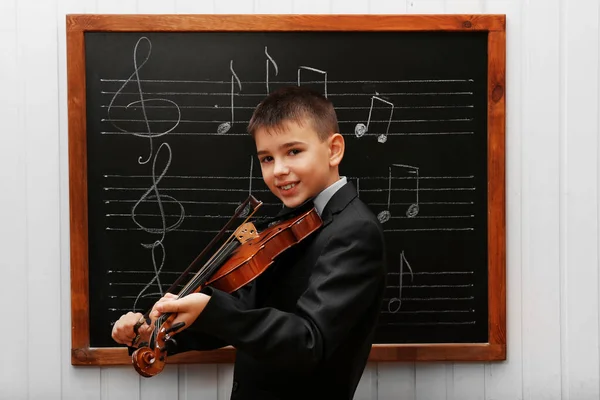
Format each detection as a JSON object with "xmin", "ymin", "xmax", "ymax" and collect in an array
[
  {"xmin": 111, "ymin": 311, "xmax": 152, "ymax": 347},
  {"xmin": 151, "ymin": 292, "xmax": 211, "ymax": 334}
]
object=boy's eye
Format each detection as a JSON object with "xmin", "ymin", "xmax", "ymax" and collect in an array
[
  {"xmin": 260, "ymin": 155, "xmax": 273, "ymax": 163},
  {"xmin": 288, "ymin": 149, "xmax": 301, "ymax": 156}
]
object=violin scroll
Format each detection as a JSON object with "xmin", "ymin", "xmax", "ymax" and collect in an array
[{"xmin": 131, "ymin": 315, "xmax": 184, "ymax": 377}]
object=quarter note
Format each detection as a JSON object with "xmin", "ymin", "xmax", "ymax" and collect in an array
[
  {"xmin": 354, "ymin": 95, "xmax": 394, "ymax": 143},
  {"xmin": 217, "ymin": 60, "xmax": 242, "ymax": 134},
  {"xmin": 236, "ymin": 155, "xmax": 255, "ymax": 218},
  {"xmin": 265, "ymin": 46, "xmax": 279, "ymax": 94},
  {"xmin": 297, "ymin": 66, "xmax": 328, "ymax": 98},
  {"xmin": 387, "ymin": 251, "xmax": 414, "ymax": 313}
]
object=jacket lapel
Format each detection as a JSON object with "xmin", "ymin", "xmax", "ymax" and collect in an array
[{"xmin": 319, "ymin": 181, "xmax": 358, "ymax": 228}]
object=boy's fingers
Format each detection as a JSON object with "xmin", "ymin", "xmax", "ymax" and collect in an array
[{"xmin": 156, "ymin": 299, "xmax": 183, "ymax": 313}]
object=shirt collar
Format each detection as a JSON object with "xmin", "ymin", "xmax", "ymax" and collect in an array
[{"xmin": 313, "ymin": 176, "xmax": 347, "ymax": 216}]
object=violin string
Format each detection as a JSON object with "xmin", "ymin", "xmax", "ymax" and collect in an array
[{"xmin": 175, "ymin": 203, "xmax": 263, "ymax": 298}]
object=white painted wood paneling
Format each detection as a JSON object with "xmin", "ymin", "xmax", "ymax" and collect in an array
[
  {"xmin": 0, "ymin": 0, "xmax": 27, "ymax": 399},
  {"xmin": 293, "ymin": 0, "xmax": 331, "ymax": 14},
  {"xmin": 331, "ymin": 0, "xmax": 369, "ymax": 13},
  {"xmin": 4, "ymin": 0, "xmax": 600, "ymax": 398},
  {"xmin": 21, "ymin": 0, "xmax": 63, "ymax": 395},
  {"xmin": 255, "ymin": 0, "xmax": 293, "ymax": 14},
  {"xmin": 520, "ymin": 0, "xmax": 562, "ymax": 399},
  {"xmin": 214, "ymin": 0, "xmax": 254, "ymax": 14},
  {"xmin": 562, "ymin": 0, "xmax": 600, "ymax": 398}
]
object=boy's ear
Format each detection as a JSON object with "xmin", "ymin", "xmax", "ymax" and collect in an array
[{"xmin": 328, "ymin": 133, "xmax": 345, "ymax": 167}]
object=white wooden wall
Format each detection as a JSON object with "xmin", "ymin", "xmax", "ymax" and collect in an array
[{"xmin": 1, "ymin": 0, "xmax": 598, "ymax": 398}]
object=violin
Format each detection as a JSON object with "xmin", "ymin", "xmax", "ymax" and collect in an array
[{"xmin": 130, "ymin": 195, "xmax": 322, "ymax": 377}]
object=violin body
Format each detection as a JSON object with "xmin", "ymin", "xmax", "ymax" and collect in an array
[
  {"xmin": 207, "ymin": 207, "xmax": 322, "ymax": 292},
  {"xmin": 131, "ymin": 202, "xmax": 322, "ymax": 377}
]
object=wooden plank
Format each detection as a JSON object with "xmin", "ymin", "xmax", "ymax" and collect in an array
[
  {"xmin": 67, "ymin": 11, "xmax": 90, "ymax": 363},
  {"xmin": 22, "ymin": 0, "xmax": 63, "ymax": 397},
  {"xmin": 331, "ymin": 0, "xmax": 369, "ymax": 13},
  {"xmin": 101, "ymin": 367, "xmax": 140, "ymax": 400},
  {"xmin": 378, "ymin": 363, "xmax": 416, "ymax": 399},
  {"xmin": 65, "ymin": 14, "xmax": 506, "ymax": 32},
  {"xmin": 255, "ymin": 0, "xmax": 293, "ymax": 13},
  {"xmin": 217, "ymin": 364, "xmax": 234, "ymax": 400},
  {"xmin": 369, "ymin": 0, "xmax": 409, "ymax": 13},
  {"xmin": 96, "ymin": 0, "xmax": 136, "ymax": 13},
  {"xmin": 178, "ymin": 365, "xmax": 218, "ymax": 400},
  {"xmin": 176, "ymin": 0, "xmax": 217, "ymax": 13},
  {"xmin": 214, "ymin": 0, "xmax": 254, "ymax": 14},
  {"xmin": 416, "ymin": 365, "xmax": 448, "ymax": 399},
  {"xmin": 354, "ymin": 363, "xmax": 377, "ymax": 399},
  {"xmin": 0, "ymin": 1, "xmax": 27, "ymax": 397},
  {"xmin": 292, "ymin": 0, "xmax": 331, "ymax": 13},
  {"xmin": 137, "ymin": 0, "xmax": 176, "ymax": 14},
  {"xmin": 562, "ymin": 0, "xmax": 600, "ymax": 397},
  {"xmin": 487, "ymin": 30, "xmax": 506, "ymax": 358},
  {"xmin": 511, "ymin": 0, "xmax": 561, "ymax": 398}
]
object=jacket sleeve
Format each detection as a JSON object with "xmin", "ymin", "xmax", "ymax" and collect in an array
[
  {"xmin": 166, "ymin": 280, "xmax": 258, "ymax": 354},
  {"xmin": 189, "ymin": 218, "xmax": 385, "ymax": 369}
]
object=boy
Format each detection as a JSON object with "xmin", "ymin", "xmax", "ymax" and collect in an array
[{"xmin": 112, "ymin": 86, "xmax": 387, "ymax": 399}]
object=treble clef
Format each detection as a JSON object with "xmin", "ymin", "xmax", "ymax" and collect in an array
[
  {"xmin": 131, "ymin": 142, "xmax": 185, "ymax": 311},
  {"xmin": 107, "ymin": 36, "xmax": 182, "ymax": 164}
]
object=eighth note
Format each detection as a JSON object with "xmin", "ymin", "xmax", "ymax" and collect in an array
[
  {"xmin": 297, "ymin": 66, "xmax": 328, "ymax": 98},
  {"xmin": 378, "ymin": 163, "xmax": 420, "ymax": 224},
  {"xmin": 387, "ymin": 251, "xmax": 414, "ymax": 313},
  {"xmin": 265, "ymin": 46, "xmax": 279, "ymax": 94},
  {"xmin": 355, "ymin": 95, "xmax": 394, "ymax": 143},
  {"xmin": 217, "ymin": 60, "xmax": 242, "ymax": 134}
]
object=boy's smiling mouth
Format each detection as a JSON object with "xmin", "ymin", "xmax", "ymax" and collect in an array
[{"xmin": 280, "ymin": 182, "xmax": 297, "ymax": 190}]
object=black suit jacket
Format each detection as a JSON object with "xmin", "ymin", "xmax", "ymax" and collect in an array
[{"xmin": 174, "ymin": 182, "xmax": 387, "ymax": 399}]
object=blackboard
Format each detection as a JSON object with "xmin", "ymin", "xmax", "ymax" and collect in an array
[{"xmin": 67, "ymin": 14, "xmax": 506, "ymax": 366}]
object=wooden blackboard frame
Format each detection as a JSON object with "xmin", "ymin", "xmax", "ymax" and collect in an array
[{"xmin": 67, "ymin": 14, "xmax": 506, "ymax": 366}]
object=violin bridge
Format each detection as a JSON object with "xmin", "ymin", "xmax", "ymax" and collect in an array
[{"xmin": 234, "ymin": 222, "xmax": 259, "ymax": 243}]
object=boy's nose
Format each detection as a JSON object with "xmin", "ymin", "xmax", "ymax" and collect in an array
[{"xmin": 273, "ymin": 159, "xmax": 289, "ymax": 176}]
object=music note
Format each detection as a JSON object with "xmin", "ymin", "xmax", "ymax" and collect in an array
[
  {"xmin": 236, "ymin": 155, "xmax": 254, "ymax": 218},
  {"xmin": 265, "ymin": 46, "xmax": 278, "ymax": 94},
  {"xmin": 354, "ymin": 95, "xmax": 394, "ymax": 144},
  {"xmin": 387, "ymin": 251, "xmax": 414, "ymax": 313},
  {"xmin": 297, "ymin": 66, "xmax": 328, "ymax": 98},
  {"xmin": 217, "ymin": 60, "xmax": 242, "ymax": 134},
  {"xmin": 377, "ymin": 163, "xmax": 420, "ymax": 223}
]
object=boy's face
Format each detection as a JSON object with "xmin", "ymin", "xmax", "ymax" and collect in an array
[{"xmin": 255, "ymin": 120, "xmax": 341, "ymax": 209}]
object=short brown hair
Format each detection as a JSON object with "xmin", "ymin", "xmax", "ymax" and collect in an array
[{"xmin": 247, "ymin": 86, "xmax": 339, "ymax": 141}]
